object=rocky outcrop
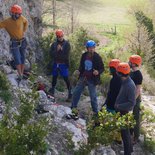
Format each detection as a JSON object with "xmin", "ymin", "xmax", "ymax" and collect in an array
[{"xmin": 0, "ymin": 0, "xmax": 43, "ymax": 64}]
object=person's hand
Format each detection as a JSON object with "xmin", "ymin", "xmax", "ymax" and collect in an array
[
  {"xmin": 73, "ymin": 70, "xmax": 80, "ymax": 76},
  {"xmin": 57, "ymin": 44, "xmax": 62, "ymax": 51},
  {"xmin": 114, "ymin": 104, "xmax": 119, "ymax": 110},
  {"xmin": 93, "ymin": 70, "xmax": 99, "ymax": 76}
]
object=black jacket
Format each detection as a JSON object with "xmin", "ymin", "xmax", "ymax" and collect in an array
[
  {"xmin": 105, "ymin": 73, "xmax": 122, "ymax": 110},
  {"xmin": 50, "ymin": 39, "xmax": 70, "ymax": 66},
  {"xmin": 78, "ymin": 51, "xmax": 104, "ymax": 85}
]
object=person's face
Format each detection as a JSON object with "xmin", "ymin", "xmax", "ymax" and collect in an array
[
  {"xmin": 10, "ymin": 12, "xmax": 21, "ymax": 20},
  {"xmin": 57, "ymin": 36, "xmax": 64, "ymax": 42},
  {"xmin": 87, "ymin": 47, "xmax": 95, "ymax": 53},
  {"xmin": 129, "ymin": 62, "xmax": 137, "ymax": 70}
]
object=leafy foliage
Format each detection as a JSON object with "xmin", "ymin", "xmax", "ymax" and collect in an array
[
  {"xmin": 132, "ymin": 11, "xmax": 155, "ymax": 69},
  {"xmin": 75, "ymin": 107, "xmax": 135, "ymax": 155},
  {"xmin": 140, "ymin": 105, "xmax": 155, "ymax": 153},
  {"xmin": 39, "ymin": 32, "xmax": 55, "ymax": 74},
  {"xmin": 135, "ymin": 11, "xmax": 153, "ymax": 34},
  {"xmin": 0, "ymin": 90, "xmax": 49, "ymax": 155},
  {"xmin": 0, "ymin": 71, "xmax": 12, "ymax": 104}
]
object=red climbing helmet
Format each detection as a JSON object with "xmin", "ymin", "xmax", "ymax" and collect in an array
[
  {"xmin": 10, "ymin": 4, "xmax": 22, "ymax": 14},
  {"xmin": 129, "ymin": 55, "xmax": 142, "ymax": 66},
  {"xmin": 55, "ymin": 29, "xmax": 64, "ymax": 37},
  {"xmin": 117, "ymin": 62, "xmax": 130, "ymax": 75},
  {"xmin": 109, "ymin": 59, "xmax": 120, "ymax": 69}
]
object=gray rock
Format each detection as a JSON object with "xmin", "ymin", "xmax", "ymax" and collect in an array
[{"xmin": 90, "ymin": 146, "xmax": 116, "ymax": 155}]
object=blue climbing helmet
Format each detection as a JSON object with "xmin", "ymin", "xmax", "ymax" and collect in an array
[{"xmin": 86, "ymin": 40, "xmax": 96, "ymax": 48}]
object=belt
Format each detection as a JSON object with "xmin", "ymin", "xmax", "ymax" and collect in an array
[{"xmin": 11, "ymin": 37, "xmax": 25, "ymax": 42}]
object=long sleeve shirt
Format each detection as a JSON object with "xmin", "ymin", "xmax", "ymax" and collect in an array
[
  {"xmin": 0, "ymin": 15, "xmax": 28, "ymax": 39},
  {"xmin": 105, "ymin": 74, "xmax": 122, "ymax": 110},
  {"xmin": 115, "ymin": 77, "xmax": 136, "ymax": 112}
]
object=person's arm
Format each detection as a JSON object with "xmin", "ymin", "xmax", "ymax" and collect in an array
[
  {"xmin": 49, "ymin": 43, "xmax": 55, "ymax": 59},
  {"xmin": 0, "ymin": 20, "xmax": 6, "ymax": 29},
  {"xmin": 97, "ymin": 55, "xmax": 104, "ymax": 74},
  {"xmin": 63, "ymin": 41, "xmax": 70, "ymax": 60},
  {"xmin": 136, "ymin": 85, "xmax": 141, "ymax": 99},
  {"xmin": 23, "ymin": 18, "xmax": 28, "ymax": 33},
  {"xmin": 78, "ymin": 53, "xmax": 84, "ymax": 73},
  {"xmin": 117, "ymin": 86, "xmax": 136, "ymax": 111}
]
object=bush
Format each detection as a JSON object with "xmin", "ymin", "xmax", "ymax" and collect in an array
[
  {"xmin": 0, "ymin": 90, "xmax": 49, "ymax": 155},
  {"xmin": 75, "ymin": 108, "xmax": 135, "ymax": 155},
  {"xmin": 141, "ymin": 106, "xmax": 155, "ymax": 154},
  {"xmin": 0, "ymin": 71, "xmax": 12, "ymax": 104},
  {"xmin": 39, "ymin": 32, "xmax": 55, "ymax": 74},
  {"xmin": 135, "ymin": 11, "xmax": 153, "ymax": 34}
]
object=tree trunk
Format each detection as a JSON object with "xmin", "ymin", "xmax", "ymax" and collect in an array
[{"xmin": 52, "ymin": 0, "xmax": 56, "ymax": 29}]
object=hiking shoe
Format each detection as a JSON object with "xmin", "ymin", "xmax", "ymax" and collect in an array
[
  {"xmin": 16, "ymin": 75, "xmax": 23, "ymax": 84},
  {"xmin": 66, "ymin": 113, "xmax": 79, "ymax": 120},
  {"xmin": 65, "ymin": 95, "xmax": 72, "ymax": 102},
  {"xmin": 48, "ymin": 87, "xmax": 55, "ymax": 96}
]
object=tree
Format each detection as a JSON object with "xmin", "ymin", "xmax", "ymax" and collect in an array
[
  {"xmin": 127, "ymin": 24, "xmax": 155, "ymax": 66},
  {"xmin": 52, "ymin": 0, "xmax": 56, "ymax": 28}
]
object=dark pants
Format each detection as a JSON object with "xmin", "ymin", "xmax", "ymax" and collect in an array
[
  {"xmin": 121, "ymin": 128, "xmax": 133, "ymax": 155},
  {"xmin": 130, "ymin": 98, "xmax": 141, "ymax": 140},
  {"xmin": 121, "ymin": 112, "xmax": 133, "ymax": 155},
  {"xmin": 52, "ymin": 75, "xmax": 71, "ymax": 91}
]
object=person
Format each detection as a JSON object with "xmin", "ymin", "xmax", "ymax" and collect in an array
[
  {"xmin": 66, "ymin": 40, "xmax": 104, "ymax": 120},
  {"xmin": 49, "ymin": 29, "xmax": 72, "ymax": 101},
  {"xmin": 103, "ymin": 59, "xmax": 121, "ymax": 114},
  {"xmin": 0, "ymin": 4, "xmax": 28, "ymax": 81},
  {"xmin": 115, "ymin": 62, "xmax": 136, "ymax": 155},
  {"xmin": 129, "ymin": 55, "xmax": 143, "ymax": 144}
]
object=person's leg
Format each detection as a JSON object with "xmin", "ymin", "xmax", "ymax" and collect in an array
[
  {"xmin": 49, "ymin": 63, "xmax": 59, "ymax": 95},
  {"xmin": 87, "ymin": 80, "xmax": 98, "ymax": 114},
  {"xmin": 71, "ymin": 78, "xmax": 85, "ymax": 110},
  {"xmin": 49, "ymin": 75, "xmax": 58, "ymax": 96},
  {"xmin": 63, "ymin": 76, "xmax": 72, "ymax": 100},
  {"xmin": 133, "ymin": 100, "xmax": 141, "ymax": 141},
  {"xmin": 20, "ymin": 38, "xmax": 27, "ymax": 75},
  {"xmin": 11, "ymin": 45, "xmax": 22, "ymax": 77},
  {"xmin": 121, "ymin": 128, "xmax": 133, "ymax": 155},
  {"xmin": 59, "ymin": 64, "xmax": 72, "ymax": 100}
]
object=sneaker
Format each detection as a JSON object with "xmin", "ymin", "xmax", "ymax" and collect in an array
[
  {"xmin": 66, "ymin": 113, "xmax": 79, "ymax": 120},
  {"xmin": 16, "ymin": 75, "xmax": 22, "ymax": 85},
  {"xmin": 48, "ymin": 87, "xmax": 55, "ymax": 96}
]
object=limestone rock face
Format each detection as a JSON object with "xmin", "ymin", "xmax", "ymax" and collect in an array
[{"xmin": 0, "ymin": 0, "xmax": 43, "ymax": 64}]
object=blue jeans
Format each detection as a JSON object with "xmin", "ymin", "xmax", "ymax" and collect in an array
[
  {"xmin": 71, "ymin": 77, "xmax": 98, "ymax": 113},
  {"xmin": 10, "ymin": 38, "xmax": 27, "ymax": 65}
]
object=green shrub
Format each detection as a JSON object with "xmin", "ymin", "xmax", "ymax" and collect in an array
[
  {"xmin": 135, "ymin": 11, "xmax": 153, "ymax": 34},
  {"xmin": 0, "ymin": 90, "xmax": 49, "ymax": 155},
  {"xmin": 39, "ymin": 32, "xmax": 55, "ymax": 74},
  {"xmin": 75, "ymin": 108, "xmax": 135, "ymax": 155},
  {"xmin": 141, "ymin": 106, "xmax": 155, "ymax": 154},
  {"xmin": 0, "ymin": 71, "xmax": 12, "ymax": 104}
]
